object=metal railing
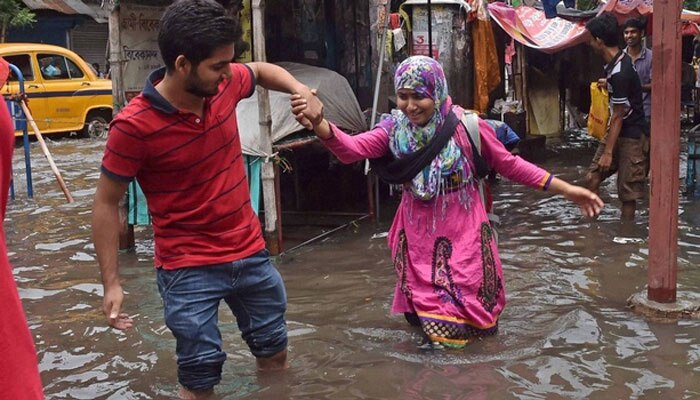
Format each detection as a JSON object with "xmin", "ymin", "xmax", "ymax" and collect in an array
[{"xmin": 4, "ymin": 63, "xmax": 33, "ymax": 199}]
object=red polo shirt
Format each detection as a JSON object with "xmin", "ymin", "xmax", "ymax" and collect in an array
[{"xmin": 101, "ymin": 64, "xmax": 265, "ymax": 269}]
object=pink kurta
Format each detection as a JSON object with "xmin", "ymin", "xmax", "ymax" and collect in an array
[{"xmin": 322, "ymin": 112, "xmax": 551, "ymax": 347}]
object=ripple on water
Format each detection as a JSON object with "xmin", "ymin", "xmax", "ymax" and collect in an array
[
  {"xmin": 70, "ymin": 283, "xmax": 103, "ymax": 296},
  {"xmin": 39, "ymin": 350, "xmax": 103, "ymax": 372},
  {"xmin": 18, "ymin": 287, "xmax": 63, "ymax": 300},
  {"xmin": 66, "ymin": 304, "xmax": 92, "ymax": 312},
  {"xmin": 35, "ymin": 238, "xmax": 88, "ymax": 251},
  {"xmin": 29, "ymin": 206, "xmax": 53, "ymax": 215},
  {"xmin": 70, "ymin": 251, "xmax": 95, "ymax": 262}
]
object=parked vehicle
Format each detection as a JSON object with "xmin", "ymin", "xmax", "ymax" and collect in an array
[{"xmin": 0, "ymin": 43, "xmax": 112, "ymax": 138}]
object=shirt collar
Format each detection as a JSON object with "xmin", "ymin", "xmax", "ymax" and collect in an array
[
  {"xmin": 143, "ymin": 67, "xmax": 178, "ymax": 114},
  {"xmin": 624, "ymin": 46, "xmax": 648, "ymax": 60},
  {"xmin": 604, "ymin": 50, "xmax": 624, "ymax": 76}
]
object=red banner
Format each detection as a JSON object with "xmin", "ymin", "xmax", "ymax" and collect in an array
[
  {"xmin": 602, "ymin": 0, "xmax": 700, "ymax": 24},
  {"xmin": 488, "ymin": 2, "xmax": 589, "ymax": 54}
]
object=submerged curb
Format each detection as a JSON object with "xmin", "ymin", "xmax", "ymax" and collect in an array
[{"xmin": 628, "ymin": 291, "xmax": 700, "ymax": 321}]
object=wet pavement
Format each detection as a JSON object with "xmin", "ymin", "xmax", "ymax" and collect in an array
[{"xmin": 5, "ymin": 130, "xmax": 700, "ymax": 399}]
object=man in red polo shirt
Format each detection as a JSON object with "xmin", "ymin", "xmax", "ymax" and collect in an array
[
  {"xmin": 0, "ymin": 57, "xmax": 45, "ymax": 399},
  {"xmin": 91, "ymin": 0, "xmax": 322, "ymax": 398}
]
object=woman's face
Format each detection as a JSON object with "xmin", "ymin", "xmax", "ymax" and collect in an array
[{"xmin": 397, "ymin": 88, "xmax": 435, "ymax": 126}]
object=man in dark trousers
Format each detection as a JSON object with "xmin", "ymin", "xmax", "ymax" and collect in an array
[
  {"xmin": 585, "ymin": 12, "xmax": 648, "ymax": 221},
  {"xmin": 91, "ymin": 1, "xmax": 322, "ymax": 398}
]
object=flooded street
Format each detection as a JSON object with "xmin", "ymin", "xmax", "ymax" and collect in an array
[{"xmin": 6, "ymin": 131, "xmax": 700, "ymax": 399}]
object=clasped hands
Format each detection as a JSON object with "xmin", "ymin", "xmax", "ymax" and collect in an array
[{"xmin": 291, "ymin": 88, "xmax": 324, "ymax": 130}]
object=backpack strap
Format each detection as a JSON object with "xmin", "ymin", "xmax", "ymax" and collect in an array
[
  {"xmin": 459, "ymin": 111, "xmax": 501, "ymax": 234},
  {"xmin": 462, "ymin": 112, "xmax": 481, "ymax": 154},
  {"xmin": 461, "ymin": 112, "xmax": 490, "ymax": 179}
]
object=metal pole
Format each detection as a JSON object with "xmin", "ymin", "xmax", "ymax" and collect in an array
[
  {"xmin": 428, "ymin": 0, "xmax": 433, "ymax": 58},
  {"xmin": 280, "ymin": 214, "xmax": 370, "ymax": 255},
  {"xmin": 7, "ymin": 64, "xmax": 32, "ymax": 198},
  {"xmin": 367, "ymin": 1, "xmax": 390, "ymax": 222},
  {"xmin": 648, "ymin": 0, "xmax": 682, "ymax": 303}
]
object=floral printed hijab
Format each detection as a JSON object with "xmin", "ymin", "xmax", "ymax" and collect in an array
[{"xmin": 377, "ymin": 56, "xmax": 465, "ymax": 200}]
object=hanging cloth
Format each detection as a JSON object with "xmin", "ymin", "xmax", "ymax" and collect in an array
[{"xmin": 472, "ymin": 18, "xmax": 502, "ymax": 113}]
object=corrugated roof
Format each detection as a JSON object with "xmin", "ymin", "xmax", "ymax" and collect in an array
[{"xmin": 22, "ymin": 0, "xmax": 110, "ymax": 23}]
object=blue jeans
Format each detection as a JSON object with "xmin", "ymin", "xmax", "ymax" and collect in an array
[{"xmin": 156, "ymin": 250, "xmax": 287, "ymax": 390}]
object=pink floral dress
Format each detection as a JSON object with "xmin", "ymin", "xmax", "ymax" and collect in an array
[{"xmin": 322, "ymin": 111, "xmax": 551, "ymax": 347}]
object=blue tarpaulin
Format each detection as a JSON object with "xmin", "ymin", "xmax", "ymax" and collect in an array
[{"xmin": 127, "ymin": 155, "xmax": 262, "ymax": 225}]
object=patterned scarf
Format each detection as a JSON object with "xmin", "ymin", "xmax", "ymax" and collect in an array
[{"xmin": 377, "ymin": 56, "xmax": 464, "ymax": 200}]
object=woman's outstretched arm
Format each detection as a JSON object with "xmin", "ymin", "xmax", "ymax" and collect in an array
[
  {"xmin": 291, "ymin": 94, "xmax": 390, "ymax": 164},
  {"xmin": 471, "ymin": 118, "xmax": 603, "ymax": 217},
  {"xmin": 545, "ymin": 177, "xmax": 604, "ymax": 218}
]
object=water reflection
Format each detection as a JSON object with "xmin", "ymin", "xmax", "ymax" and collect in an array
[{"xmin": 6, "ymin": 133, "xmax": 700, "ymax": 399}]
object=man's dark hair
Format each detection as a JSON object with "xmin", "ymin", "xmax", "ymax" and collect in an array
[
  {"xmin": 623, "ymin": 17, "xmax": 646, "ymax": 33},
  {"xmin": 585, "ymin": 12, "xmax": 620, "ymax": 48},
  {"xmin": 158, "ymin": 0, "xmax": 241, "ymax": 71}
]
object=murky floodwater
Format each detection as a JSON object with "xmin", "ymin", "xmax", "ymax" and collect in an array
[{"xmin": 6, "ymin": 130, "xmax": 700, "ymax": 399}]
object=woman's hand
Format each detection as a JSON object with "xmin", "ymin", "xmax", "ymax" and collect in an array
[
  {"xmin": 547, "ymin": 177, "xmax": 604, "ymax": 218},
  {"xmin": 291, "ymin": 91, "xmax": 333, "ymax": 139},
  {"xmin": 290, "ymin": 93, "xmax": 311, "ymax": 128},
  {"xmin": 291, "ymin": 89, "xmax": 323, "ymax": 129},
  {"xmin": 562, "ymin": 184, "xmax": 604, "ymax": 218}
]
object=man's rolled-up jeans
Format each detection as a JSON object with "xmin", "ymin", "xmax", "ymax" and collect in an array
[{"xmin": 156, "ymin": 249, "xmax": 287, "ymax": 390}]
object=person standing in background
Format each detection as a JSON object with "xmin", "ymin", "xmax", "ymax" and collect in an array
[
  {"xmin": 92, "ymin": 62, "xmax": 105, "ymax": 78},
  {"xmin": 585, "ymin": 13, "xmax": 648, "ymax": 220},
  {"xmin": 622, "ymin": 17, "xmax": 652, "ymax": 172},
  {"xmin": 623, "ymin": 17, "xmax": 651, "ymax": 127}
]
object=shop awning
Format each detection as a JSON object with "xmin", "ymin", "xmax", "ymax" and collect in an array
[
  {"xmin": 488, "ymin": 2, "xmax": 589, "ymax": 54},
  {"xmin": 600, "ymin": 0, "xmax": 700, "ymax": 36},
  {"xmin": 489, "ymin": 1, "xmax": 700, "ymax": 54},
  {"xmin": 21, "ymin": 0, "xmax": 109, "ymax": 23},
  {"xmin": 602, "ymin": 0, "xmax": 700, "ymax": 23}
]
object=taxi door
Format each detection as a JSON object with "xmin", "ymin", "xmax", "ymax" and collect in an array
[
  {"xmin": 1, "ymin": 53, "xmax": 49, "ymax": 134},
  {"xmin": 37, "ymin": 53, "xmax": 86, "ymax": 133}
]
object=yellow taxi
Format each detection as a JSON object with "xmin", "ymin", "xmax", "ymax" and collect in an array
[{"xmin": 1, "ymin": 43, "xmax": 112, "ymax": 137}]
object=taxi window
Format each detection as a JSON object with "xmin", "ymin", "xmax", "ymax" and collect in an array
[
  {"xmin": 38, "ymin": 54, "xmax": 67, "ymax": 80},
  {"xmin": 3, "ymin": 54, "xmax": 35, "ymax": 82},
  {"xmin": 64, "ymin": 57, "xmax": 85, "ymax": 79}
]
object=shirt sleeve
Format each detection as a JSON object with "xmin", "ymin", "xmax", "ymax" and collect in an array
[
  {"xmin": 230, "ymin": 63, "xmax": 257, "ymax": 100},
  {"xmin": 609, "ymin": 71, "xmax": 632, "ymax": 108},
  {"xmin": 475, "ymin": 119, "xmax": 552, "ymax": 190},
  {"xmin": 100, "ymin": 117, "xmax": 146, "ymax": 182},
  {"xmin": 320, "ymin": 123, "xmax": 390, "ymax": 164}
]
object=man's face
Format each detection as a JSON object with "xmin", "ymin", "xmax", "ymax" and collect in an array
[
  {"xmin": 184, "ymin": 44, "xmax": 235, "ymax": 98},
  {"xmin": 624, "ymin": 27, "xmax": 643, "ymax": 48},
  {"xmin": 588, "ymin": 35, "xmax": 604, "ymax": 55}
]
